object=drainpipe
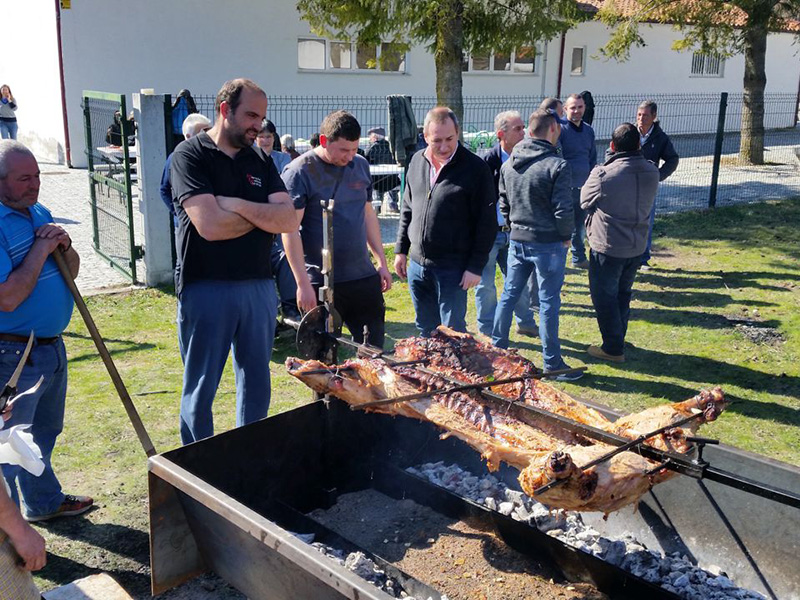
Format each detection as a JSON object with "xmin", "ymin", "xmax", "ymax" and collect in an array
[
  {"xmin": 556, "ymin": 32, "xmax": 566, "ymax": 99},
  {"xmin": 539, "ymin": 40, "xmax": 548, "ymax": 98},
  {"xmin": 55, "ymin": 0, "xmax": 72, "ymax": 166}
]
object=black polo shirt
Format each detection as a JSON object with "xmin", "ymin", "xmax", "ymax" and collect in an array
[{"xmin": 170, "ymin": 133, "xmax": 287, "ymax": 296}]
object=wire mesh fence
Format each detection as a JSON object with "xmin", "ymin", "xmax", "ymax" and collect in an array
[
  {"xmin": 82, "ymin": 92, "xmax": 139, "ymax": 281},
  {"xmin": 182, "ymin": 91, "xmax": 800, "ymax": 216}
]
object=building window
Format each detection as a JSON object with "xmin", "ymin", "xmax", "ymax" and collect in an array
[
  {"xmin": 329, "ymin": 42, "xmax": 352, "ymax": 69},
  {"xmin": 691, "ymin": 52, "xmax": 724, "ymax": 77},
  {"xmin": 298, "ymin": 38, "xmax": 325, "ymax": 70},
  {"xmin": 297, "ymin": 38, "xmax": 407, "ymax": 73},
  {"xmin": 463, "ymin": 47, "xmax": 538, "ymax": 74},
  {"xmin": 514, "ymin": 46, "xmax": 536, "ymax": 73},
  {"xmin": 570, "ymin": 47, "xmax": 585, "ymax": 76},
  {"xmin": 380, "ymin": 43, "xmax": 406, "ymax": 72},
  {"xmin": 356, "ymin": 43, "xmax": 377, "ymax": 69}
]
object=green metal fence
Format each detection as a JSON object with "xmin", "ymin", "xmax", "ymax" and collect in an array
[{"xmin": 82, "ymin": 90, "xmax": 141, "ymax": 282}]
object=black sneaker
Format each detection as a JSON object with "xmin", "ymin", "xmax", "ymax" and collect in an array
[
  {"xmin": 516, "ymin": 325, "xmax": 539, "ymax": 337},
  {"xmin": 545, "ymin": 363, "xmax": 584, "ymax": 382}
]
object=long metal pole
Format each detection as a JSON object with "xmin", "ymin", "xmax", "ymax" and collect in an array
[{"xmin": 53, "ymin": 251, "xmax": 156, "ymax": 457}]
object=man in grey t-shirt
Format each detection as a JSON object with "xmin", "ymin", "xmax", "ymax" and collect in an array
[{"xmin": 282, "ymin": 111, "xmax": 392, "ymax": 348}]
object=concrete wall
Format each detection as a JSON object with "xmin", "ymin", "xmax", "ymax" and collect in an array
[
  {"xmin": 3, "ymin": 2, "xmax": 66, "ymax": 163},
  {"xmin": 8, "ymin": 1, "xmax": 799, "ymax": 166},
  {"xmin": 559, "ymin": 20, "xmax": 800, "ymax": 96}
]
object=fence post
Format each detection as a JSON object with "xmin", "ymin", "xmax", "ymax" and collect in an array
[
  {"xmin": 708, "ymin": 92, "xmax": 728, "ymax": 208},
  {"xmin": 133, "ymin": 92, "xmax": 173, "ymax": 287}
]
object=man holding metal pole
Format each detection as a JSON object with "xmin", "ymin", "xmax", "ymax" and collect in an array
[
  {"xmin": 0, "ymin": 140, "xmax": 93, "ymax": 522},
  {"xmin": 169, "ymin": 79, "xmax": 297, "ymax": 444},
  {"xmin": 281, "ymin": 111, "xmax": 392, "ymax": 348}
]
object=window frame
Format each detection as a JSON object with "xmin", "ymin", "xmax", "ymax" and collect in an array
[
  {"xmin": 690, "ymin": 52, "xmax": 725, "ymax": 78},
  {"xmin": 569, "ymin": 46, "xmax": 586, "ymax": 77},
  {"xmin": 297, "ymin": 37, "xmax": 407, "ymax": 74},
  {"xmin": 463, "ymin": 47, "xmax": 539, "ymax": 75}
]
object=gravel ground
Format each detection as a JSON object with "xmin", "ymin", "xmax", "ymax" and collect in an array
[{"xmin": 309, "ymin": 489, "xmax": 607, "ymax": 600}]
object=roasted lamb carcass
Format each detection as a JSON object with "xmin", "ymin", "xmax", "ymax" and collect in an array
[
  {"xmin": 286, "ymin": 328, "xmax": 727, "ymax": 513},
  {"xmin": 519, "ymin": 387, "xmax": 727, "ymax": 512},
  {"xmin": 285, "ymin": 356, "xmax": 577, "ymax": 470}
]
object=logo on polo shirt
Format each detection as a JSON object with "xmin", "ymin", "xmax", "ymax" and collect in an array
[{"xmin": 246, "ymin": 174, "xmax": 262, "ymax": 187}]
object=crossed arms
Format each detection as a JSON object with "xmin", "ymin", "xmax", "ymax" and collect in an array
[{"xmin": 182, "ymin": 192, "xmax": 297, "ymax": 241}]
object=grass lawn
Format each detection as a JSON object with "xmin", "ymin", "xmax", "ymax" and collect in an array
[{"xmin": 31, "ymin": 198, "xmax": 799, "ymax": 595}]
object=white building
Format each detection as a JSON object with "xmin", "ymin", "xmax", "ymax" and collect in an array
[{"xmin": 5, "ymin": 0, "xmax": 799, "ymax": 166}]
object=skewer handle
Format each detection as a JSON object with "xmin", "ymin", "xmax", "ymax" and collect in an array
[{"xmin": 53, "ymin": 250, "xmax": 157, "ymax": 457}]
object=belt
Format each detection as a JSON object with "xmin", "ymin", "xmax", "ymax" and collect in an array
[
  {"xmin": 498, "ymin": 225, "xmax": 511, "ymax": 232},
  {"xmin": 0, "ymin": 333, "xmax": 60, "ymax": 345}
]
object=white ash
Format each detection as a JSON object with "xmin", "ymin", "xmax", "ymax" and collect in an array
[
  {"xmin": 291, "ymin": 532, "xmax": 447, "ymax": 600},
  {"xmin": 407, "ymin": 462, "xmax": 765, "ymax": 600}
]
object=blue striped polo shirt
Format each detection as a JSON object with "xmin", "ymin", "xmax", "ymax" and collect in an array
[{"xmin": 0, "ymin": 202, "xmax": 73, "ymax": 337}]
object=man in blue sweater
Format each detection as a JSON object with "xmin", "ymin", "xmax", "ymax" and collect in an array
[
  {"xmin": 560, "ymin": 94, "xmax": 597, "ymax": 269},
  {"xmin": 475, "ymin": 111, "xmax": 538, "ymax": 338}
]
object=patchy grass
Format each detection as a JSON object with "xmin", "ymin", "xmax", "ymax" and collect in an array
[{"xmin": 32, "ymin": 198, "xmax": 800, "ymax": 595}]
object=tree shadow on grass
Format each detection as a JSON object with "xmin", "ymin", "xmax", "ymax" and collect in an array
[
  {"xmin": 631, "ymin": 289, "xmax": 776, "ymax": 309},
  {"xmin": 61, "ymin": 331, "xmax": 156, "ymax": 363},
  {"xmin": 562, "ymin": 306, "xmax": 781, "ymax": 330},
  {"xmin": 639, "ymin": 269, "xmax": 799, "ymax": 292},
  {"xmin": 559, "ymin": 341, "xmax": 800, "ymax": 427},
  {"xmin": 566, "ymin": 371, "xmax": 699, "ymax": 402},
  {"xmin": 36, "ymin": 521, "xmax": 151, "ymax": 595},
  {"xmin": 40, "ymin": 553, "xmax": 151, "ymax": 597}
]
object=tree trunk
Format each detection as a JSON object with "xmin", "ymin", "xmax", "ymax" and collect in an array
[
  {"xmin": 739, "ymin": 5, "xmax": 770, "ymax": 164},
  {"xmin": 434, "ymin": 0, "xmax": 464, "ymax": 128}
]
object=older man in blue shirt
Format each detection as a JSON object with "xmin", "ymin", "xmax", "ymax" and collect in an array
[{"xmin": 0, "ymin": 140, "xmax": 92, "ymax": 522}]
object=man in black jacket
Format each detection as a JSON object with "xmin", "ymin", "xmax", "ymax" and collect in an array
[
  {"xmin": 394, "ymin": 107, "xmax": 496, "ymax": 336},
  {"xmin": 491, "ymin": 110, "xmax": 582, "ymax": 381},
  {"xmin": 636, "ymin": 100, "xmax": 679, "ymax": 268}
]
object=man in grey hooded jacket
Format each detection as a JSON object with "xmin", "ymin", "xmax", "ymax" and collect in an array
[
  {"xmin": 581, "ymin": 122, "xmax": 659, "ymax": 363},
  {"xmin": 491, "ymin": 109, "xmax": 581, "ymax": 381}
]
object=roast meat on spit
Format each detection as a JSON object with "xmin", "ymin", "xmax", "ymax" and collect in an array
[{"xmin": 286, "ymin": 327, "xmax": 727, "ymax": 513}]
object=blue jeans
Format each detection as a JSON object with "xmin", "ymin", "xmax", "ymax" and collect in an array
[
  {"xmin": 1, "ymin": 338, "xmax": 66, "ymax": 517},
  {"xmin": 270, "ymin": 237, "xmax": 298, "ymax": 316},
  {"xmin": 492, "ymin": 241, "xmax": 568, "ymax": 371},
  {"xmin": 178, "ymin": 279, "xmax": 277, "ymax": 444},
  {"xmin": 641, "ymin": 203, "xmax": 657, "ymax": 265},
  {"xmin": 407, "ymin": 259, "xmax": 468, "ymax": 337},
  {"xmin": 588, "ymin": 250, "xmax": 641, "ymax": 356},
  {"xmin": 570, "ymin": 187, "xmax": 586, "ymax": 264},
  {"xmin": 0, "ymin": 121, "xmax": 18, "ymax": 140},
  {"xmin": 474, "ymin": 232, "xmax": 537, "ymax": 336}
]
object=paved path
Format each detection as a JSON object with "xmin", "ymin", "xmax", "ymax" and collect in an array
[{"xmin": 37, "ymin": 162, "xmax": 133, "ymax": 293}]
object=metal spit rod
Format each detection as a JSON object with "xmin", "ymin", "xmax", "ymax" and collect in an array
[
  {"xmin": 289, "ymin": 215, "xmax": 800, "ymax": 509},
  {"xmin": 354, "ymin": 367, "xmax": 587, "ymax": 410}
]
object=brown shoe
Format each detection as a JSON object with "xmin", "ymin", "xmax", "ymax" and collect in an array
[
  {"xmin": 25, "ymin": 494, "xmax": 94, "ymax": 522},
  {"xmin": 587, "ymin": 345, "xmax": 625, "ymax": 363}
]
